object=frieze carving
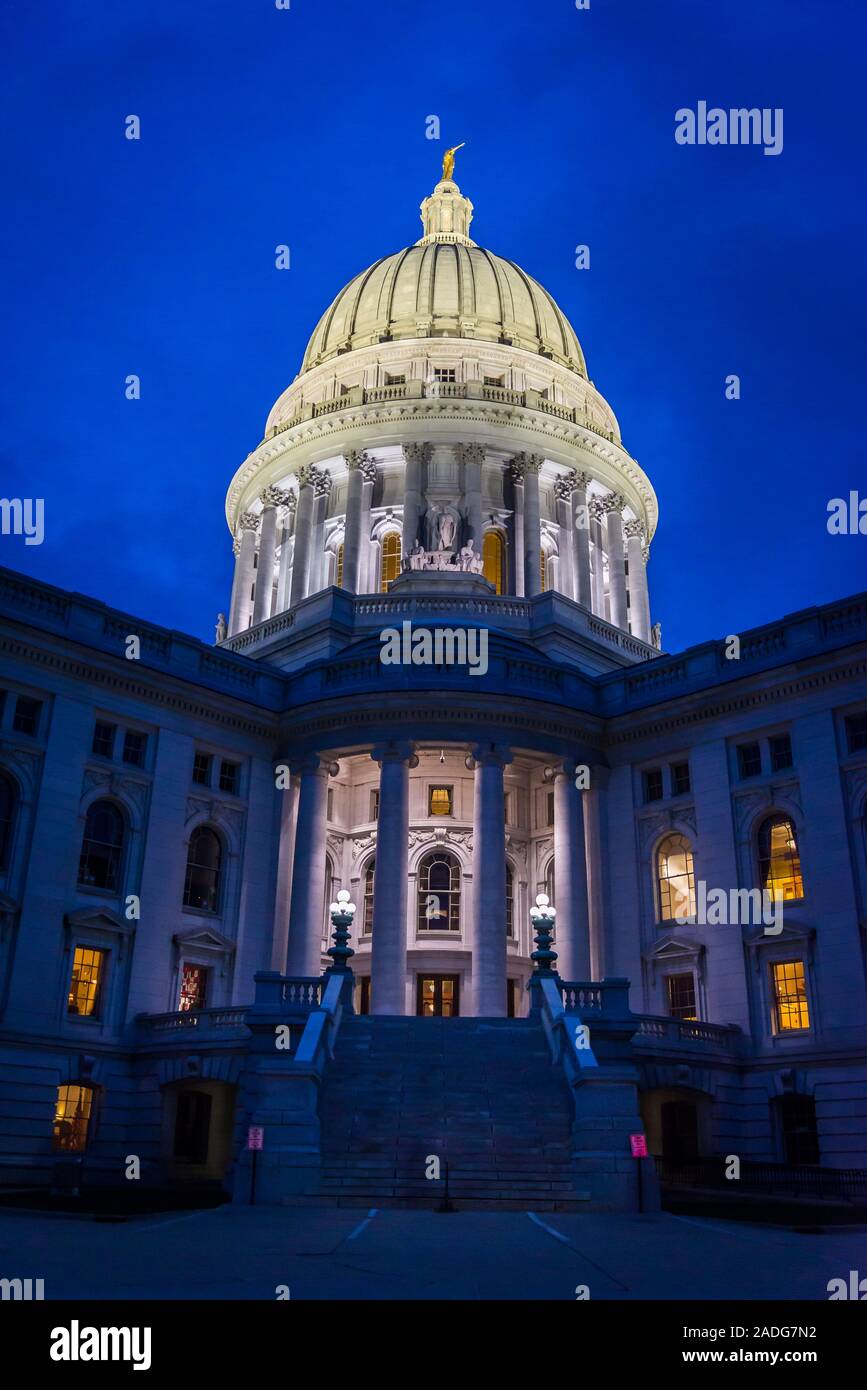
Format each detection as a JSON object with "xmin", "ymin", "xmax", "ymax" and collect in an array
[{"xmin": 83, "ymin": 767, "xmax": 149, "ymax": 817}]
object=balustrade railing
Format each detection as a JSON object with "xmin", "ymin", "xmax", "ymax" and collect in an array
[{"xmin": 138, "ymin": 1006, "xmax": 250, "ymax": 1037}]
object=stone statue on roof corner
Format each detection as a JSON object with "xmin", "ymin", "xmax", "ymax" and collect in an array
[{"xmin": 442, "ymin": 142, "xmax": 465, "ymax": 182}]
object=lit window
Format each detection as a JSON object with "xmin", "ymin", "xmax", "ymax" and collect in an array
[
  {"xmin": 737, "ymin": 742, "xmax": 762, "ymax": 778},
  {"xmin": 53, "ymin": 1084, "xmax": 94, "ymax": 1153},
  {"xmin": 758, "ymin": 816, "xmax": 803, "ymax": 900},
  {"xmin": 92, "ymin": 722, "xmax": 116, "ymax": 759},
  {"xmin": 219, "ymin": 760, "xmax": 240, "ymax": 795},
  {"xmin": 505, "ymin": 863, "xmax": 515, "ymax": 937},
  {"xmin": 666, "ymin": 973, "xmax": 697, "ymax": 1021},
  {"xmin": 429, "ymin": 786, "xmax": 453, "ymax": 816},
  {"xmin": 13, "ymin": 696, "xmax": 41, "ymax": 737},
  {"xmin": 656, "ymin": 834, "xmax": 696, "ymax": 922},
  {"xmin": 336, "ymin": 543, "xmax": 344, "ymax": 588},
  {"xmin": 643, "ymin": 768, "xmax": 664, "ymax": 803},
  {"xmin": 418, "ymin": 851, "xmax": 460, "ymax": 931},
  {"xmin": 183, "ymin": 826, "xmax": 222, "ymax": 912},
  {"xmin": 192, "ymin": 751, "xmax": 212, "ymax": 786},
  {"xmin": 68, "ymin": 947, "xmax": 106, "ymax": 1017},
  {"xmin": 363, "ymin": 859, "xmax": 375, "ymax": 935},
  {"xmin": 380, "ymin": 532, "xmax": 401, "ymax": 591},
  {"xmin": 179, "ymin": 964, "xmax": 207, "ymax": 1011},
  {"xmin": 78, "ymin": 800, "xmax": 125, "ymax": 891},
  {"xmin": 0, "ymin": 771, "xmax": 18, "ymax": 870},
  {"xmin": 771, "ymin": 960, "xmax": 810, "ymax": 1032},
  {"xmin": 482, "ymin": 531, "xmax": 504, "ymax": 594},
  {"xmin": 540, "ymin": 550, "xmax": 547, "ymax": 591},
  {"xmin": 122, "ymin": 730, "xmax": 147, "ymax": 767},
  {"xmin": 770, "ymin": 734, "xmax": 793, "ymax": 772}
]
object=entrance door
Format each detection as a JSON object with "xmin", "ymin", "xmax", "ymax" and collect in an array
[
  {"xmin": 416, "ymin": 974, "xmax": 460, "ymax": 1017},
  {"xmin": 661, "ymin": 1100, "xmax": 699, "ymax": 1165}
]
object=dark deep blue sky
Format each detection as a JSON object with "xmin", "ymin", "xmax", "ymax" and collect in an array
[{"xmin": 1, "ymin": 0, "xmax": 865, "ymax": 651}]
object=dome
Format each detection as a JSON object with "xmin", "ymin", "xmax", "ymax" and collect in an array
[{"xmin": 300, "ymin": 176, "xmax": 587, "ymax": 378}]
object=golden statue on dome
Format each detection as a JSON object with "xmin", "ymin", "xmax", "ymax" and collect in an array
[{"xmin": 442, "ymin": 143, "xmax": 465, "ymax": 181}]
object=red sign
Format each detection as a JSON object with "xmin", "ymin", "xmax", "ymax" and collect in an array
[
  {"xmin": 247, "ymin": 1125, "xmax": 264, "ymax": 1151},
  {"xmin": 629, "ymin": 1133, "xmax": 648, "ymax": 1158}
]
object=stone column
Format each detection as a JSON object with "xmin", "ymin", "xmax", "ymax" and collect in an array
[
  {"xmin": 508, "ymin": 460, "xmax": 525, "ymax": 596},
  {"xmin": 458, "ymin": 442, "xmax": 485, "ymax": 552},
  {"xmin": 271, "ymin": 770, "xmax": 299, "ymax": 972},
  {"xmin": 253, "ymin": 487, "xmax": 287, "ymax": 626},
  {"xmin": 289, "ymin": 467, "xmax": 316, "ymax": 607},
  {"xmin": 554, "ymin": 473, "xmax": 575, "ymax": 600},
  {"xmin": 401, "ymin": 442, "xmax": 428, "ymax": 561},
  {"xmin": 228, "ymin": 512, "xmax": 259, "ymax": 636},
  {"xmin": 370, "ymin": 742, "xmax": 417, "ymax": 1014},
  {"xmin": 625, "ymin": 520, "xmax": 652, "ymax": 642},
  {"xmin": 342, "ymin": 450, "xmax": 369, "ymax": 593},
  {"xmin": 589, "ymin": 497, "xmax": 606, "ymax": 618},
  {"xmin": 584, "ymin": 766, "xmax": 610, "ymax": 980},
  {"xmin": 546, "ymin": 762, "xmax": 591, "ymax": 980},
  {"xmin": 470, "ymin": 744, "xmax": 512, "ymax": 1016},
  {"xmin": 603, "ymin": 494, "xmax": 628, "ymax": 631},
  {"xmin": 572, "ymin": 471, "xmax": 592, "ymax": 609},
  {"xmin": 358, "ymin": 452, "xmax": 377, "ymax": 591},
  {"xmin": 285, "ymin": 755, "xmax": 334, "ymax": 977},
  {"xmin": 519, "ymin": 453, "xmax": 543, "ymax": 597},
  {"xmin": 275, "ymin": 491, "xmax": 297, "ymax": 613},
  {"xmin": 308, "ymin": 468, "xmax": 332, "ymax": 595}
]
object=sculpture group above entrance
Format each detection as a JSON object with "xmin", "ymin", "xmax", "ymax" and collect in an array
[{"xmin": 404, "ymin": 538, "xmax": 485, "ymax": 575}]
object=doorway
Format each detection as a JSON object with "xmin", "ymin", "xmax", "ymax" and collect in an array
[
  {"xmin": 660, "ymin": 1100, "xmax": 700, "ymax": 1164},
  {"xmin": 416, "ymin": 974, "xmax": 460, "ymax": 1017}
]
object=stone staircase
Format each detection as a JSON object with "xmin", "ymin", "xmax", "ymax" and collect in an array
[{"xmin": 312, "ymin": 1015, "xmax": 587, "ymax": 1210}]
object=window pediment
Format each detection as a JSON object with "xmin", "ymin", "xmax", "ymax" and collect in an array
[
  {"xmin": 65, "ymin": 906, "xmax": 134, "ymax": 937},
  {"xmin": 643, "ymin": 935, "xmax": 705, "ymax": 966},
  {"xmin": 173, "ymin": 926, "xmax": 235, "ymax": 955}
]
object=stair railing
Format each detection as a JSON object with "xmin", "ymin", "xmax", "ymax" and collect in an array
[{"xmin": 293, "ymin": 972, "xmax": 347, "ymax": 1074}]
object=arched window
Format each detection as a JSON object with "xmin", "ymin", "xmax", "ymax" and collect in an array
[
  {"xmin": 758, "ymin": 815, "xmax": 803, "ymax": 900},
  {"xmin": 183, "ymin": 826, "xmax": 222, "ymax": 912},
  {"xmin": 336, "ymin": 543, "xmax": 345, "ymax": 588},
  {"xmin": 363, "ymin": 858, "xmax": 375, "ymax": 935},
  {"xmin": 0, "ymin": 770, "xmax": 18, "ymax": 871},
  {"xmin": 380, "ymin": 532, "xmax": 401, "ymax": 591},
  {"xmin": 656, "ymin": 833, "xmax": 696, "ymax": 922},
  {"xmin": 505, "ymin": 862, "xmax": 515, "ymax": 937},
  {"xmin": 417, "ymin": 850, "xmax": 461, "ymax": 932},
  {"xmin": 482, "ymin": 530, "xmax": 505, "ymax": 594},
  {"xmin": 78, "ymin": 800, "xmax": 125, "ymax": 891}
]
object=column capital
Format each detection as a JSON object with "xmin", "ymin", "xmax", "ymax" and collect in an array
[
  {"xmin": 312, "ymin": 467, "xmax": 333, "ymax": 496},
  {"xmin": 469, "ymin": 743, "xmax": 513, "ymax": 769},
  {"xmin": 346, "ymin": 448, "xmax": 375, "ymax": 479},
  {"xmin": 371, "ymin": 741, "xmax": 418, "ymax": 767},
  {"xmin": 280, "ymin": 490, "xmax": 297, "ymax": 516},
  {"xmin": 570, "ymin": 468, "xmax": 590, "ymax": 490},
  {"xmin": 232, "ymin": 536, "xmax": 241, "ymax": 557},
  {"xmin": 289, "ymin": 753, "xmax": 340, "ymax": 778},
  {"xmin": 601, "ymin": 492, "xmax": 625, "ymax": 516},
  {"xmin": 402, "ymin": 441, "xmax": 431, "ymax": 465},
  {"xmin": 238, "ymin": 511, "xmax": 260, "ymax": 533},
  {"xmin": 457, "ymin": 442, "xmax": 485, "ymax": 467},
  {"xmin": 553, "ymin": 472, "xmax": 576, "ymax": 501},
  {"xmin": 588, "ymin": 495, "xmax": 606, "ymax": 522},
  {"xmin": 261, "ymin": 485, "xmax": 292, "ymax": 509},
  {"xmin": 513, "ymin": 451, "xmax": 543, "ymax": 475},
  {"xmin": 624, "ymin": 518, "xmax": 645, "ymax": 542},
  {"xmin": 543, "ymin": 760, "xmax": 588, "ymax": 784}
]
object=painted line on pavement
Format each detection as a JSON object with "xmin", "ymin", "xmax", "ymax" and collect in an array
[
  {"xmin": 346, "ymin": 1208, "xmax": 379, "ymax": 1240},
  {"xmin": 526, "ymin": 1211, "xmax": 631, "ymax": 1291},
  {"xmin": 527, "ymin": 1211, "xmax": 570, "ymax": 1243}
]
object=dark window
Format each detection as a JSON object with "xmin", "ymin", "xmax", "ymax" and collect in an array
[
  {"xmin": 218, "ymin": 760, "xmax": 240, "ymax": 795},
  {"xmin": 192, "ymin": 752, "xmax": 212, "ymax": 787},
  {"xmin": 183, "ymin": 826, "xmax": 222, "ymax": 912},
  {"xmin": 546, "ymin": 791, "xmax": 555, "ymax": 827},
  {"xmin": 179, "ymin": 964, "xmax": 207, "ymax": 1011},
  {"xmin": 417, "ymin": 851, "xmax": 460, "ymax": 932},
  {"xmin": 78, "ymin": 800, "xmax": 125, "ymax": 890},
  {"xmin": 363, "ymin": 859, "xmax": 375, "ymax": 935},
  {"xmin": 505, "ymin": 862, "xmax": 515, "ymax": 937},
  {"xmin": 385, "ymin": 373, "xmax": 405, "ymax": 386},
  {"xmin": 484, "ymin": 375, "xmax": 504, "ymax": 387},
  {"xmin": 122, "ymin": 730, "xmax": 147, "ymax": 767},
  {"xmin": 643, "ymin": 768, "xmax": 664, "ymax": 803},
  {"xmin": 13, "ymin": 697, "xmax": 41, "ymax": 737},
  {"xmin": 666, "ymin": 973, "xmax": 697, "ymax": 1021},
  {"xmin": 369, "ymin": 789, "xmax": 379, "ymax": 822},
  {"xmin": 845, "ymin": 714, "xmax": 867, "ymax": 753},
  {"xmin": 434, "ymin": 368, "xmax": 456, "ymax": 383},
  {"xmin": 92, "ymin": 722, "xmax": 116, "ymax": 759},
  {"xmin": 174, "ymin": 1091, "xmax": 211, "ymax": 1164},
  {"xmin": 0, "ymin": 771, "xmax": 18, "ymax": 870},
  {"xmin": 327, "ymin": 788, "xmax": 334, "ymax": 820},
  {"xmin": 770, "ymin": 733, "xmax": 793, "ymax": 772},
  {"xmin": 737, "ymin": 742, "xmax": 762, "ymax": 779},
  {"xmin": 506, "ymin": 978, "xmax": 518, "ymax": 1017},
  {"xmin": 777, "ymin": 1094, "xmax": 820, "ymax": 1166},
  {"xmin": 671, "ymin": 762, "xmax": 691, "ymax": 796}
]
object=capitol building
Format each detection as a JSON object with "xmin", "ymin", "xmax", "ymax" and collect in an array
[{"xmin": 1, "ymin": 159, "xmax": 866, "ymax": 1211}]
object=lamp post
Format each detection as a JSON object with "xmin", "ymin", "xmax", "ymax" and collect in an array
[
  {"xmin": 528, "ymin": 892, "xmax": 559, "ymax": 1016},
  {"xmin": 325, "ymin": 889, "xmax": 357, "ymax": 1010}
]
